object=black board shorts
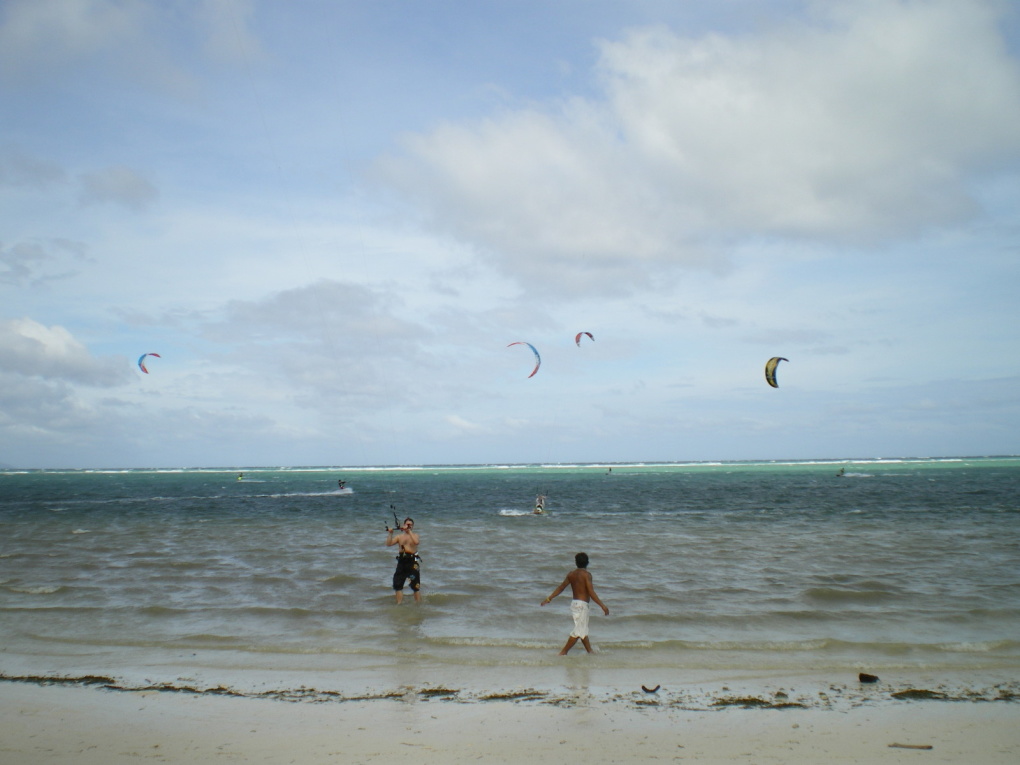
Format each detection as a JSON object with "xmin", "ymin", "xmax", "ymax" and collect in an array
[{"xmin": 393, "ymin": 552, "xmax": 421, "ymax": 592}]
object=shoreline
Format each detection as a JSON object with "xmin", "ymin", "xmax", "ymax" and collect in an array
[
  {"xmin": 3, "ymin": 667, "xmax": 1019, "ymax": 711},
  {"xmin": 2, "ymin": 681, "xmax": 1018, "ymax": 764}
]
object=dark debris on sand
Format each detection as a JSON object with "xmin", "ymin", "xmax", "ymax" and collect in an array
[{"xmin": 2, "ymin": 673, "xmax": 1018, "ymax": 712}]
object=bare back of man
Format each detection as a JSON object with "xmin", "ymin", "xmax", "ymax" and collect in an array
[
  {"xmin": 541, "ymin": 554, "xmax": 609, "ymax": 655},
  {"xmin": 565, "ymin": 568, "xmax": 595, "ymax": 601}
]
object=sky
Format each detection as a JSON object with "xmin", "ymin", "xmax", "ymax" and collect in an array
[{"xmin": 2, "ymin": 0, "xmax": 1019, "ymax": 469}]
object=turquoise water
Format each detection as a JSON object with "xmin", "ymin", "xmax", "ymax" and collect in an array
[{"xmin": 1, "ymin": 457, "xmax": 1018, "ymax": 698}]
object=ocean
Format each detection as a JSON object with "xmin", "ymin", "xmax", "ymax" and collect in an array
[{"xmin": 2, "ymin": 458, "xmax": 1018, "ymax": 709}]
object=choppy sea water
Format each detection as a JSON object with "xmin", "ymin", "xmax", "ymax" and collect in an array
[{"xmin": 2, "ymin": 458, "xmax": 1018, "ymax": 707}]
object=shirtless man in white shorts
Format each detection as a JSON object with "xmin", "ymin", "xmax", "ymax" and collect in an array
[{"xmin": 540, "ymin": 552, "xmax": 609, "ymax": 655}]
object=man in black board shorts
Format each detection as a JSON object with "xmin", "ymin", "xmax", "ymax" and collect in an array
[{"xmin": 385, "ymin": 517, "xmax": 420, "ymax": 604}]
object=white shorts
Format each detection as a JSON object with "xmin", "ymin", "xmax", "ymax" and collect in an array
[{"xmin": 569, "ymin": 599, "xmax": 590, "ymax": 638}]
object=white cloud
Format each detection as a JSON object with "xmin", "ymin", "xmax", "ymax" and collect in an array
[
  {"xmin": 377, "ymin": 0, "xmax": 1020, "ymax": 292},
  {"xmin": 601, "ymin": 1, "xmax": 1020, "ymax": 236},
  {"xmin": 0, "ymin": 317, "xmax": 127, "ymax": 385}
]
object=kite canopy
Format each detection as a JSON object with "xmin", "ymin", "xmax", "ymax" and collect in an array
[
  {"xmin": 507, "ymin": 341, "xmax": 541, "ymax": 378},
  {"xmin": 764, "ymin": 356, "xmax": 788, "ymax": 388},
  {"xmin": 574, "ymin": 331, "xmax": 594, "ymax": 347},
  {"xmin": 138, "ymin": 352, "xmax": 161, "ymax": 374}
]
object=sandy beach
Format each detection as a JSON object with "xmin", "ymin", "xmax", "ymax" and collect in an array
[{"xmin": 3, "ymin": 679, "xmax": 1018, "ymax": 764}]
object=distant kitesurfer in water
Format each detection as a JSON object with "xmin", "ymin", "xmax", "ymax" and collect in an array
[
  {"xmin": 338, "ymin": 479, "xmax": 346, "ymax": 489},
  {"xmin": 541, "ymin": 552, "xmax": 609, "ymax": 655},
  {"xmin": 385, "ymin": 517, "xmax": 421, "ymax": 604},
  {"xmin": 237, "ymin": 473, "xmax": 243, "ymax": 481},
  {"xmin": 534, "ymin": 494, "xmax": 546, "ymax": 514}
]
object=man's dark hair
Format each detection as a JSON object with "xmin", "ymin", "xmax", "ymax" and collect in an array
[
  {"xmin": 575, "ymin": 552, "xmax": 589, "ymax": 568},
  {"xmin": 404, "ymin": 517, "xmax": 414, "ymax": 526}
]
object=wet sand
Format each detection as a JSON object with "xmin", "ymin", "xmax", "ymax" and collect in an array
[{"xmin": 3, "ymin": 679, "xmax": 1018, "ymax": 764}]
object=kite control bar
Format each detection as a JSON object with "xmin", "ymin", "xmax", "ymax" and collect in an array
[{"xmin": 385, "ymin": 505, "xmax": 401, "ymax": 532}]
